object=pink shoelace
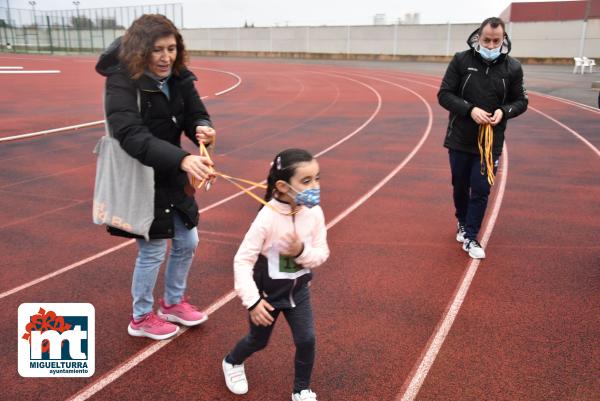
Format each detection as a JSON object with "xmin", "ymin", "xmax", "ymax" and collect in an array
[
  {"xmin": 141, "ymin": 312, "xmax": 168, "ymax": 327},
  {"xmin": 165, "ymin": 296, "xmax": 198, "ymax": 312}
]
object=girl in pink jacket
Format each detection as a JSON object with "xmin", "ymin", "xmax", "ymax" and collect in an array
[{"xmin": 222, "ymin": 148, "xmax": 329, "ymax": 401}]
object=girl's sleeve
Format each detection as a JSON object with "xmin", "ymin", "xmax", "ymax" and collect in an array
[
  {"xmin": 294, "ymin": 206, "xmax": 330, "ymax": 269},
  {"xmin": 233, "ymin": 210, "xmax": 269, "ymax": 309}
]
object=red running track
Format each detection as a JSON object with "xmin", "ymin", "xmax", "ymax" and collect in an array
[{"xmin": 0, "ymin": 55, "xmax": 598, "ymax": 401}]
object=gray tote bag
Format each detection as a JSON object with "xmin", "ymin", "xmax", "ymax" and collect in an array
[{"xmin": 92, "ymin": 90, "xmax": 155, "ymax": 240}]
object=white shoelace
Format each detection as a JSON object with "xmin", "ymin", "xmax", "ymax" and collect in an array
[{"xmin": 468, "ymin": 239, "xmax": 482, "ymax": 248}]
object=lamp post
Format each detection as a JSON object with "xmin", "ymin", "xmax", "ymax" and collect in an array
[
  {"xmin": 6, "ymin": 0, "xmax": 15, "ymax": 51},
  {"xmin": 72, "ymin": 1, "xmax": 81, "ymax": 51},
  {"xmin": 28, "ymin": 1, "xmax": 36, "ymax": 26},
  {"xmin": 28, "ymin": 1, "xmax": 40, "ymax": 52},
  {"xmin": 6, "ymin": 0, "xmax": 11, "ymax": 27}
]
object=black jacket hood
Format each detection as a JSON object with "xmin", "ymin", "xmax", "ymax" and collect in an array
[
  {"xmin": 466, "ymin": 28, "xmax": 512, "ymax": 63},
  {"xmin": 95, "ymin": 36, "xmax": 123, "ymax": 77}
]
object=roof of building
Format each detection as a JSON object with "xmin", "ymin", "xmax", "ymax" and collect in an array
[{"xmin": 500, "ymin": 0, "xmax": 600, "ymax": 22}]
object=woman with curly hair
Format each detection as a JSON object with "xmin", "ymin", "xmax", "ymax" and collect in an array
[{"xmin": 96, "ymin": 14, "xmax": 216, "ymax": 340}]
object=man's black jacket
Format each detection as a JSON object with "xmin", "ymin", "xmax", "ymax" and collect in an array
[{"xmin": 438, "ymin": 28, "xmax": 528, "ymax": 158}]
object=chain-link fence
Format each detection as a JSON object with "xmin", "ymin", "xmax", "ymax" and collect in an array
[{"xmin": 0, "ymin": 3, "xmax": 183, "ymax": 54}]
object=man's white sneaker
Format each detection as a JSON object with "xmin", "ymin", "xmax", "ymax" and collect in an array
[
  {"xmin": 456, "ymin": 222, "xmax": 466, "ymax": 242},
  {"xmin": 463, "ymin": 239, "xmax": 486, "ymax": 259},
  {"xmin": 292, "ymin": 389, "xmax": 318, "ymax": 401},
  {"xmin": 222, "ymin": 358, "xmax": 248, "ymax": 395}
]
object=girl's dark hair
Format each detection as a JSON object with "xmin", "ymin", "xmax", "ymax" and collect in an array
[
  {"xmin": 478, "ymin": 17, "xmax": 506, "ymax": 36},
  {"xmin": 119, "ymin": 14, "xmax": 188, "ymax": 80},
  {"xmin": 264, "ymin": 149, "xmax": 314, "ymax": 203}
]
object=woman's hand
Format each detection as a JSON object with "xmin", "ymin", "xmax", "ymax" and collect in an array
[
  {"xmin": 180, "ymin": 155, "xmax": 214, "ymax": 181},
  {"xmin": 470, "ymin": 107, "xmax": 493, "ymax": 125},
  {"xmin": 195, "ymin": 125, "xmax": 216, "ymax": 146},
  {"xmin": 250, "ymin": 299, "xmax": 275, "ymax": 327},
  {"xmin": 279, "ymin": 232, "xmax": 303, "ymax": 257}
]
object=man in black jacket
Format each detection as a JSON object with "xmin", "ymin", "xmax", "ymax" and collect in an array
[{"xmin": 438, "ymin": 17, "xmax": 528, "ymax": 259}]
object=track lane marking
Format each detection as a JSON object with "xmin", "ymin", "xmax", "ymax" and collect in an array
[
  {"xmin": 0, "ymin": 71, "xmax": 381, "ymax": 299},
  {"xmin": 0, "ymin": 67, "xmax": 242, "ymax": 143}
]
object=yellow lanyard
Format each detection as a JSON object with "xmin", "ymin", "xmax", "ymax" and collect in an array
[
  {"xmin": 190, "ymin": 141, "xmax": 298, "ymax": 216},
  {"xmin": 191, "ymin": 141, "xmax": 215, "ymax": 190},
  {"xmin": 478, "ymin": 123, "xmax": 495, "ymax": 186}
]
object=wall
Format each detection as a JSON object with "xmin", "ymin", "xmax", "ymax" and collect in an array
[{"xmin": 181, "ymin": 19, "xmax": 600, "ymax": 60}]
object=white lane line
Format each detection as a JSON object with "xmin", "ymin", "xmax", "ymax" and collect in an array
[
  {"xmin": 325, "ymin": 73, "xmax": 432, "ymax": 226},
  {"xmin": 0, "ymin": 240, "xmax": 134, "ymax": 299},
  {"xmin": 530, "ymin": 91, "xmax": 600, "ymax": 115},
  {"xmin": 0, "ymin": 56, "xmax": 57, "ymax": 61},
  {"xmin": 218, "ymin": 74, "xmax": 340, "ymax": 157},
  {"xmin": 0, "ymin": 70, "xmax": 60, "ymax": 74},
  {"xmin": 357, "ymin": 71, "xmax": 514, "ymax": 400},
  {"xmin": 397, "ymin": 147, "xmax": 509, "ymax": 401},
  {"xmin": 0, "ymin": 67, "xmax": 242, "ymax": 143},
  {"xmin": 379, "ymin": 68, "xmax": 600, "ymax": 114},
  {"xmin": 0, "ymin": 66, "xmax": 23, "ymax": 69},
  {"xmin": 0, "ymin": 189, "xmax": 257, "ymax": 301},
  {"xmin": 389, "ymin": 70, "xmax": 600, "ymax": 114},
  {"xmin": 65, "ymin": 290, "xmax": 239, "ymax": 401},
  {"xmin": 66, "ymin": 324, "xmax": 198, "ymax": 401},
  {"xmin": 66, "ymin": 74, "xmax": 432, "ymax": 401},
  {"xmin": 190, "ymin": 67, "xmax": 243, "ymax": 96},
  {"xmin": 529, "ymin": 105, "xmax": 600, "ymax": 158},
  {"xmin": 381, "ymin": 70, "xmax": 600, "ymax": 159},
  {"xmin": 311, "ymin": 71, "xmax": 382, "ymax": 157},
  {"xmin": 0, "ymin": 71, "xmax": 381, "ymax": 300},
  {"xmin": 0, "ymin": 120, "xmax": 106, "ymax": 143},
  {"xmin": 212, "ymin": 74, "xmax": 307, "ymax": 138}
]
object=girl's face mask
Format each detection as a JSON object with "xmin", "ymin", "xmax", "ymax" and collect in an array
[{"xmin": 287, "ymin": 184, "xmax": 320, "ymax": 208}]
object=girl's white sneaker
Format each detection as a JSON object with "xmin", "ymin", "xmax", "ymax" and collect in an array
[
  {"xmin": 222, "ymin": 358, "xmax": 248, "ymax": 395},
  {"xmin": 292, "ymin": 389, "xmax": 318, "ymax": 401}
]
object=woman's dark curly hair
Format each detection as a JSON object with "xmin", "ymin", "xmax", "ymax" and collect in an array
[{"xmin": 119, "ymin": 14, "xmax": 188, "ymax": 79}]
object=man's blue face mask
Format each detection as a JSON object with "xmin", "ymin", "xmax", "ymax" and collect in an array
[
  {"xmin": 288, "ymin": 185, "xmax": 320, "ymax": 208},
  {"xmin": 478, "ymin": 45, "xmax": 502, "ymax": 61}
]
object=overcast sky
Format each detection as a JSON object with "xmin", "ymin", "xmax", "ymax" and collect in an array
[{"xmin": 6, "ymin": 0, "xmax": 559, "ymax": 28}]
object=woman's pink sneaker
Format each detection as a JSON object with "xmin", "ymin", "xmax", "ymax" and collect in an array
[
  {"xmin": 127, "ymin": 312, "xmax": 179, "ymax": 340},
  {"xmin": 158, "ymin": 296, "xmax": 208, "ymax": 326}
]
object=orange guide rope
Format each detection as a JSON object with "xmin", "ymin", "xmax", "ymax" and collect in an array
[
  {"xmin": 478, "ymin": 123, "xmax": 495, "ymax": 186},
  {"xmin": 190, "ymin": 139, "xmax": 298, "ymax": 215}
]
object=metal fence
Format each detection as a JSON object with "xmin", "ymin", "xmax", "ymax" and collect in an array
[{"xmin": 0, "ymin": 3, "xmax": 183, "ymax": 54}]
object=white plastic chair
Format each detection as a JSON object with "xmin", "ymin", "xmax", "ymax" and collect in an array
[
  {"xmin": 583, "ymin": 57, "xmax": 596, "ymax": 73},
  {"xmin": 573, "ymin": 57, "xmax": 584, "ymax": 74}
]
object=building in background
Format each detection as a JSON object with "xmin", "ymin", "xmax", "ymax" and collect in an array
[
  {"xmin": 373, "ymin": 13, "xmax": 386, "ymax": 25},
  {"xmin": 500, "ymin": 0, "xmax": 600, "ymax": 22},
  {"xmin": 397, "ymin": 13, "xmax": 420, "ymax": 25}
]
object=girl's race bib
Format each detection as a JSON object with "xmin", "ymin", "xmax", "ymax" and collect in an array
[{"xmin": 267, "ymin": 239, "xmax": 311, "ymax": 280}]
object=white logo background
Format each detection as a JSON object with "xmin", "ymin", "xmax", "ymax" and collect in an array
[{"xmin": 18, "ymin": 303, "xmax": 95, "ymax": 377}]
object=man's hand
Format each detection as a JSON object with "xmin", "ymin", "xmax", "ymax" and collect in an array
[
  {"xmin": 490, "ymin": 109, "xmax": 504, "ymax": 126},
  {"xmin": 250, "ymin": 299, "xmax": 275, "ymax": 327},
  {"xmin": 470, "ymin": 107, "xmax": 493, "ymax": 125},
  {"xmin": 195, "ymin": 125, "xmax": 216, "ymax": 146},
  {"xmin": 180, "ymin": 155, "xmax": 214, "ymax": 181}
]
